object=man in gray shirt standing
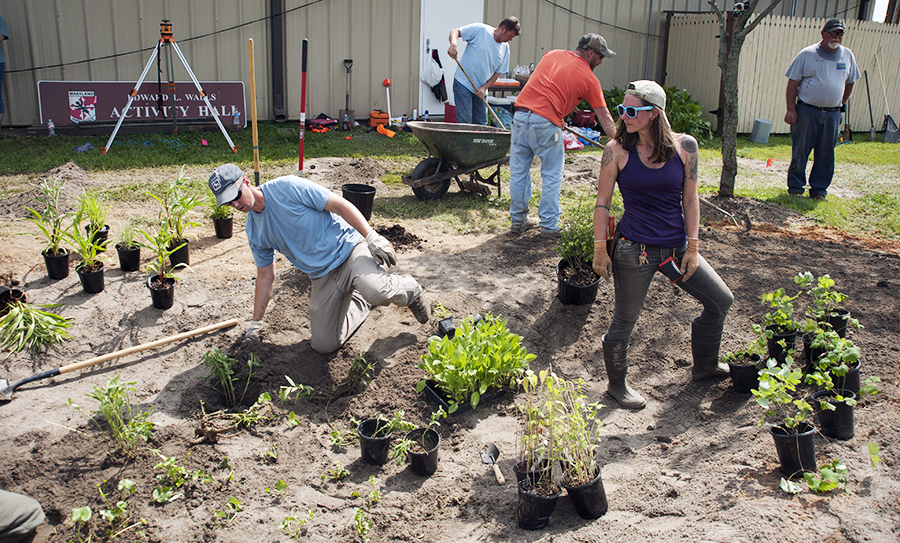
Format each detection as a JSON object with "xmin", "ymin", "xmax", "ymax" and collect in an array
[{"xmin": 784, "ymin": 18, "xmax": 860, "ymax": 200}]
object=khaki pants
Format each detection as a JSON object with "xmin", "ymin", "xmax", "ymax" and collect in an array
[
  {"xmin": 0, "ymin": 489, "xmax": 44, "ymax": 543},
  {"xmin": 308, "ymin": 242, "xmax": 421, "ymax": 353}
]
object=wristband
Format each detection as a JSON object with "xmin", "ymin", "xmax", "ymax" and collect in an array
[{"xmin": 594, "ymin": 205, "xmax": 610, "ymax": 211}]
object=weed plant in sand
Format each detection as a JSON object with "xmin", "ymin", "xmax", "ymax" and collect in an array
[{"xmin": 68, "ymin": 374, "xmax": 154, "ymax": 458}]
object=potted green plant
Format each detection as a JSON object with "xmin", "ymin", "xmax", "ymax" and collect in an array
[
  {"xmin": 795, "ymin": 272, "xmax": 861, "ymax": 338},
  {"xmin": 515, "ymin": 369, "xmax": 561, "ymax": 531},
  {"xmin": 389, "ymin": 408, "xmax": 446, "ymax": 476},
  {"xmin": 24, "ymin": 176, "xmax": 72, "ymax": 280},
  {"xmin": 138, "ymin": 219, "xmax": 187, "ymax": 310},
  {"xmin": 752, "ymin": 358, "xmax": 816, "ymax": 478},
  {"xmin": 416, "ymin": 312, "xmax": 534, "ymax": 414},
  {"xmin": 78, "ymin": 190, "xmax": 110, "ymax": 250},
  {"xmin": 722, "ymin": 337, "xmax": 765, "ymax": 394},
  {"xmin": 115, "ymin": 218, "xmax": 141, "ymax": 272},
  {"xmin": 357, "ymin": 410, "xmax": 415, "ymax": 466},
  {"xmin": 208, "ymin": 190, "xmax": 234, "ymax": 239},
  {"xmin": 67, "ymin": 208, "xmax": 109, "ymax": 294},
  {"xmin": 760, "ymin": 286, "xmax": 803, "ymax": 363},
  {"xmin": 554, "ymin": 202, "xmax": 601, "ymax": 306},
  {"xmin": 147, "ymin": 170, "xmax": 203, "ymax": 268},
  {"xmin": 548, "ymin": 372, "xmax": 608, "ymax": 520}
]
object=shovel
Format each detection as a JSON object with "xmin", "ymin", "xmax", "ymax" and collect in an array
[
  {"xmin": 342, "ymin": 59, "xmax": 354, "ymax": 130},
  {"xmin": 1, "ymin": 318, "xmax": 238, "ymax": 401},
  {"xmin": 453, "ymin": 58, "xmax": 506, "ymax": 129},
  {"xmin": 481, "ymin": 442, "xmax": 506, "ymax": 485}
]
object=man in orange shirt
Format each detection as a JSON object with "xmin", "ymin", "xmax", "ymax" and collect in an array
[{"xmin": 509, "ymin": 33, "xmax": 616, "ymax": 235}]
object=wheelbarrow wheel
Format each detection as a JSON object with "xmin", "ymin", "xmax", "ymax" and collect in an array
[{"xmin": 411, "ymin": 158, "xmax": 452, "ymax": 201}]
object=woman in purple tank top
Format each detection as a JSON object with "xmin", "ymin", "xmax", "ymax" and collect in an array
[{"xmin": 590, "ymin": 80, "xmax": 734, "ymax": 410}]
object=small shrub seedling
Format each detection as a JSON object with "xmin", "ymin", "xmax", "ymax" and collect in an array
[
  {"xmin": 68, "ymin": 374, "xmax": 154, "ymax": 458},
  {"xmin": 344, "ymin": 354, "xmax": 375, "ymax": 393}
]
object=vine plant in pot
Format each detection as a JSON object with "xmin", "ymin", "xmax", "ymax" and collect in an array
[
  {"xmin": 67, "ymin": 208, "xmax": 110, "ymax": 294},
  {"xmin": 357, "ymin": 410, "xmax": 415, "ymax": 466},
  {"xmin": 554, "ymin": 202, "xmax": 601, "ymax": 306},
  {"xmin": 24, "ymin": 176, "xmax": 72, "ymax": 280},
  {"xmin": 147, "ymin": 170, "xmax": 203, "ymax": 268},
  {"xmin": 416, "ymin": 312, "xmax": 534, "ymax": 414},
  {"xmin": 208, "ymin": 189, "xmax": 234, "ymax": 239},
  {"xmin": 138, "ymin": 220, "xmax": 188, "ymax": 310},
  {"xmin": 752, "ymin": 357, "xmax": 816, "ymax": 479},
  {"xmin": 389, "ymin": 407, "xmax": 446, "ymax": 476}
]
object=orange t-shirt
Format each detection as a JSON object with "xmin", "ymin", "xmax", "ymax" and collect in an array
[{"xmin": 513, "ymin": 50, "xmax": 607, "ymax": 127}]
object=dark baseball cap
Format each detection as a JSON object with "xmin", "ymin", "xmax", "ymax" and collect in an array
[
  {"xmin": 208, "ymin": 164, "xmax": 243, "ymax": 207},
  {"xmin": 823, "ymin": 18, "xmax": 845, "ymax": 33},
  {"xmin": 578, "ymin": 33, "xmax": 616, "ymax": 58}
]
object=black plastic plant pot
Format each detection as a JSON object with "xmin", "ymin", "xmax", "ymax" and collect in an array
[
  {"xmin": 0, "ymin": 287, "xmax": 26, "ymax": 317},
  {"xmin": 419, "ymin": 380, "xmax": 506, "ymax": 416},
  {"xmin": 766, "ymin": 326, "xmax": 797, "ymax": 364},
  {"xmin": 513, "ymin": 459, "xmax": 551, "ymax": 486},
  {"xmin": 169, "ymin": 239, "xmax": 190, "ymax": 268},
  {"xmin": 115, "ymin": 244, "xmax": 141, "ymax": 272},
  {"xmin": 801, "ymin": 334, "xmax": 828, "ymax": 374},
  {"xmin": 42, "ymin": 248, "xmax": 70, "ymax": 280},
  {"xmin": 562, "ymin": 468, "xmax": 608, "ymax": 520},
  {"xmin": 148, "ymin": 275, "xmax": 176, "ymax": 310},
  {"xmin": 729, "ymin": 354, "xmax": 762, "ymax": 394},
  {"xmin": 812, "ymin": 389, "xmax": 855, "ymax": 440},
  {"xmin": 76, "ymin": 262, "xmax": 105, "ymax": 294},
  {"xmin": 825, "ymin": 309, "xmax": 851, "ymax": 338},
  {"xmin": 357, "ymin": 419, "xmax": 393, "ymax": 465},
  {"xmin": 830, "ymin": 360, "xmax": 861, "ymax": 394},
  {"xmin": 556, "ymin": 259, "xmax": 601, "ymax": 306},
  {"xmin": 342, "ymin": 183, "xmax": 376, "ymax": 221},
  {"xmin": 86, "ymin": 224, "xmax": 110, "ymax": 252},
  {"xmin": 405, "ymin": 428, "xmax": 440, "ymax": 476},
  {"xmin": 213, "ymin": 216, "xmax": 234, "ymax": 239},
  {"xmin": 770, "ymin": 422, "xmax": 816, "ymax": 478},
  {"xmin": 516, "ymin": 479, "xmax": 560, "ymax": 530},
  {"xmin": 437, "ymin": 317, "xmax": 456, "ymax": 339}
]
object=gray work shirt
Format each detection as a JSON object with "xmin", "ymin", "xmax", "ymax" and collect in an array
[{"xmin": 785, "ymin": 43, "xmax": 860, "ymax": 108}]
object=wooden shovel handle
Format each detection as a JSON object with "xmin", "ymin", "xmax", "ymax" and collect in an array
[
  {"xmin": 454, "ymin": 58, "xmax": 506, "ymax": 130},
  {"xmin": 59, "ymin": 319, "xmax": 240, "ymax": 375},
  {"xmin": 492, "ymin": 463, "xmax": 506, "ymax": 485}
]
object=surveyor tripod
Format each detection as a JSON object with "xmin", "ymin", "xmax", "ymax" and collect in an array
[{"xmin": 102, "ymin": 19, "xmax": 237, "ymax": 155}]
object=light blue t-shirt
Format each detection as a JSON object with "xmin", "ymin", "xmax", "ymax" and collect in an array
[
  {"xmin": 454, "ymin": 23, "xmax": 510, "ymax": 93},
  {"xmin": 246, "ymin": 176, "xmax": 361, "ymax": 279},
  {"xmin": 0, "ymin": 14, "xmax": 8, "ymax": 64},
  {"xmin": 785, "ymin": 43, "xmax": 860, "ymax": 108}
]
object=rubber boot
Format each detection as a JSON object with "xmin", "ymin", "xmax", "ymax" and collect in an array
[
  {"xmin": 691, "ymin": 318, "xmax": 730, "ymax": 380},
  {"xmin": 602, "ymin": 334, "xmax": 646, "ymax": 409}
]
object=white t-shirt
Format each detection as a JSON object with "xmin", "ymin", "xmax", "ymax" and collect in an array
[{"xmin": 785, "ymin": 43, "xmax": 860, "ymax": 108}]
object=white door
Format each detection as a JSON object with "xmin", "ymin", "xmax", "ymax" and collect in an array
[{"xmin": 418, "ymin": 0, "xmax": 484, "ymax": 118}]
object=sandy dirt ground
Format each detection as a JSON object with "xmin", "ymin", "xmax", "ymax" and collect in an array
[{"xmin": 0, "ymin": 158, "xmax": 898, "ymax": 543}]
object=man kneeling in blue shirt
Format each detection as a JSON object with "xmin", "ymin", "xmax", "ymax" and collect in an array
[{"xmin": 209, "ymin": 164, "xmax": 431, "ymax": 353}]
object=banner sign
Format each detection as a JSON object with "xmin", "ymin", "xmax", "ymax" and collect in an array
[{"xmin": 37, "ymin": 80, "xmax": 246, "ymax": 128}]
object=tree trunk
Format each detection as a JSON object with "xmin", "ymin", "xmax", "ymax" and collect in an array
[{"xmin": 719, "ymin": 36, "xmax": 744, "ymax": 197}]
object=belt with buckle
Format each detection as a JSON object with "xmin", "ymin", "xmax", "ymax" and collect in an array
[
  {"xmin": 797, "ymin": 100, "xmax": 841, "ymax": 112},
  {"xmin": 514, "ymin": 107, "xmax": 532, "ymax": 114}
]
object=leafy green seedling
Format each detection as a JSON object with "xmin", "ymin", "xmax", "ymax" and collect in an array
[
  {"xmin": 71, "ymin": 506, "xmax": 93, "ymax": 543},
  {"xmin": 279, "ymin": 510, "xmax": 315, "ymax": 540},
  {"xmin": 265, "ymin": 479, "xmax": 288, "ymax": 495},
  {"xmin": 69, "ymin": 374, "xmax": 154, "ymax": 458},
  {"xmin": 279, "ymin": 375, "xmax": 315, "ymax": 403},
  {"xmin": 232, "ymin": 392, "xmax": 272, "ymax": 427},
  {"xmin": 286, "ymin": 411, "xmax": 301, "ymax": 427},
  {"xmin": 803, "ymin": 459, "xmax": 849, "ymax": 493},
  {"xmin": 257, "ymin": 443, "xmax": 278, "ymax": 462},
  {"xmin": 213, "ymin": 496, "xmax": 242, "ymax": 527},
  {"xmin": 321, "ymin": 461, "xmax": 350, "ymax": 482},
  {"xmin": 869, "ymin": 442, "xmax": 881, "ymax": 467}
]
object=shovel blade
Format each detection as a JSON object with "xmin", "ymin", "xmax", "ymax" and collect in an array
[
  {"xmin": 481, "ymin": 442, "xmax": 500, "ymax": 464},
  {"xmin": 0, "ymin": 379, "xmax": 13, "ymax": 401}
]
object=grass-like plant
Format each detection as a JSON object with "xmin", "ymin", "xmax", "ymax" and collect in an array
[
  {"xmin": 202, "ymin": 349, "xmax": 259, "ymax": 407},
  {"xmin": 208, "ymin": 188, "xmax": 233, "ymax": 219},
  {"xmin": 417, "ymin": 312, "xmax": 534, "ymax": 413},
  {"xmin": 67, "ymin": 208, "xmax": 108, "ymax": 273},
  {"xmin": 78, "ymin": 190, "xmax": 108, "ymax": 236},
  {"xmin": 24, "ymin": 176, "xmax": 71, "ymax": 256},
  {"xmin": 545, "ymin": 372, "xmax": 605, "ymax": 487},
  {"xmin": 116, "ymin": 218, "xmax": 140, "ymax": 250},
  {"xmin": 68, "ymin": 374, "xmax": 155, "ymax": 458},
  {"xmin": 0, "ymin": 301, "xmax": 74, "ymax": 357},
  {"xmin": 138, "ymin": 219, "xmax": 186, "ymax": 281},
  {"xmin": 147, "ymin": 168, "xmax": 204, "ymax": 244}
]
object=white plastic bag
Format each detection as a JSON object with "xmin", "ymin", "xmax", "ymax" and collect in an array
[{"xmin": 420, "ymin": 56, "xmax": 443, "ymax": 87}]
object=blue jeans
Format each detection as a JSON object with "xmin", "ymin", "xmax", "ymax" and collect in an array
[
  {"xmin": 509, "ymin": 110, "xmax": 564, "ymax": 232},
  {"xmin": 453, "ymin": 78, "xmax": 486, "ymax": 125},
  {"xmin": 605, "ymin": 238, "xmax": 734, "ymax": 343},
  {"xmin": 787, "ymin": 102, "xmax": 841, "ymax": 197}
]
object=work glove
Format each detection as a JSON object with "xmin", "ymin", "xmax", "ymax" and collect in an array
[
  {"xmin": 592, "ymin": 244, "xmax": 612, "ymax": 283},
  {"xmin": 245, "ymin": 320, "xmax": 261, "ymax": 340},
  {"xmin": 365, "ymin": 231, "xmax": 397, "ymax": 268},
  {"xmin": 681, "ymin": 239, "xmax": 700, "ymax": 282}
]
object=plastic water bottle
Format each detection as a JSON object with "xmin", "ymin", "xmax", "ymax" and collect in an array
[
  {"xmin": 47, "ymin": 119, "xmax": 56, "ymax": 136},
  {"xmin": 423, "ymin": 110, "xmax": 429, "ymax": 122},
  {"xmin": 233, "ymin": 111, "xmax": 240, "ymax": 125}
]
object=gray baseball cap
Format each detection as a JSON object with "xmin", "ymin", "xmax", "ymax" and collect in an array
[
  {"xmin": 578, "ymin": 33, "xmax": 616, "ymax": 58},
  {"xmin": 823, "ymin": 18, "xmax": 845, "ymax": 33},
  {"xmin": 208, "ymin": 164, "xmax": 243, "ymax": 207}
]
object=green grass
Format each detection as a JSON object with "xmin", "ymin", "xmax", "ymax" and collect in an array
[{"xmin": 2, "ymin": 127, "xmax": 900, "ymax": 240}]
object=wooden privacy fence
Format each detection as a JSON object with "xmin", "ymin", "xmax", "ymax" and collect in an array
[{"xmin": 667, "ymin": 14, "xmax": 900, "ymax": 135}]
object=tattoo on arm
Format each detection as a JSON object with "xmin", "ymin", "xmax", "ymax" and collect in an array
[
  {"xmin": 681, "ymin": 137, "xmax": 698, "ymax": 154},
  {"xmin": 683, "ymin": 137, "xmax": 698, "ymax": 184},
  {"xmin": 601, "ymin": 146, "xmax": 613, "ymax": 169}
]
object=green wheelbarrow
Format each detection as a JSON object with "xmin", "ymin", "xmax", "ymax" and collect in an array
[{"xmin": 402, "ymin": 121, "xmax": 511, "ymax": 201}]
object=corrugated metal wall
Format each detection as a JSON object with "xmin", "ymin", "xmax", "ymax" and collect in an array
[
  {"xmin": 0, "ymin": 0, "xmax": 871, "ymax": 128},
  {"xmin": 667, "ymin": 13, "xmax": 900, "ymax": 133}
]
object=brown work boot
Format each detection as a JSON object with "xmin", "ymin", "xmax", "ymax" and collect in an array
[{"xmin": 408, "ymin": 292, "xmax": 431, "ymax": 324}]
